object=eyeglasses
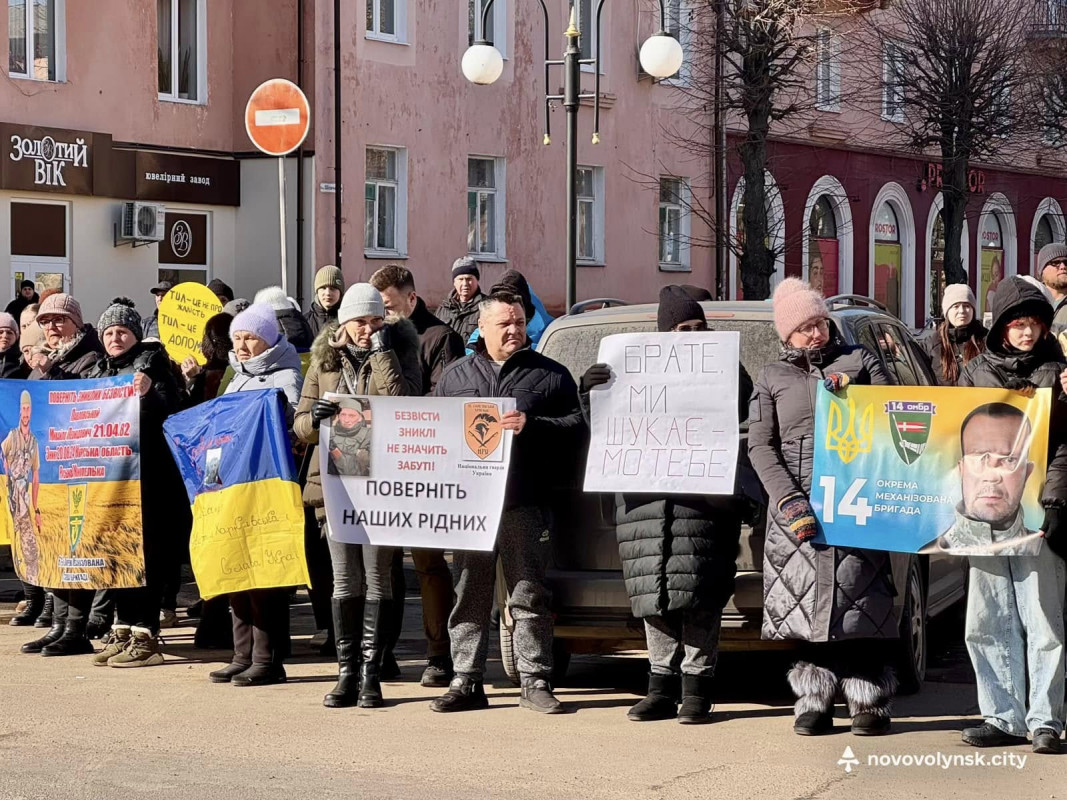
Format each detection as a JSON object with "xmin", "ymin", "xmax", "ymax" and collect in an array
[
  {"xmin": 961, "ymin": 452, "xmax": 1025, "ymax": 475},
  {"xmin": 37, "ymin": 316, "xmax": 67, "ymax": 328},
  {"xmin": 673, "ymin": 321, "xmax": 708, "ymax": 332},
  {"xmin": 795, "ymin": 318, "xmax": 829, "ymax": 338},
  {"xmin": 1047, "ymin": 259, "xmax": 1067, "ymax": 268}
]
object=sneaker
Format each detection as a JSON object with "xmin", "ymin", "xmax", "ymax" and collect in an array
[
  {"xmin": 1032, "ymin": 728, "xmax": 1062, "ymax": 755},
  {"xmin": 159, "ymin": 609, "xmax": 178, "ymax": 629},
  {"xmin": 92, "ymin": 626, "xmax": 132, "ymax": 666},
  {"xmin": 962, "ymin": 722, "xmax": 1028, "ymax": 748},
  {"xmin": 109, "ymin": 630, "xmax": 164, "ymax": 668},
  {"xmin": 420, "ymin": 656, "xmax": 454, "ymax": 688},
  {"xmin": 520, "ymin": 678, "xmax": 566, "ymax": 714},
  {"xmin": 430, "ymin": 677, "xmax": 489, "ymax": 713}
]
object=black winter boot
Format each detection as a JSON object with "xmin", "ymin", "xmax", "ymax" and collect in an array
[
  {"xmin": 357, "ymin": 599, "xmax": 392, "ymax": 708},
  {"xmin": 232, "ymin": 663, "xmax": 287, "ymax": 686},
  {"xmin": 9, "ymin": 586, "xmax": 44, "ymax": 626},
  {"xmin": 430, "ymin": 676, "xmax": 489, "ymax": 713},
  {"xmin": 41, "ymin": 619, "xmax": 94, "ymax": 657},
  {"xmin": 678, "ymin": 674, "xmax": 715, "ymax": 725},
  {"xmin": 627, "ymin": 673, "xmax": 680, "ymax": 722},
  {"xmin": 34, "ymin": 592, "xmax": 54, "ymax": 628},
  {"xmin": 324, "ymin": 596, "xmax": 363, "ymax": 708},
  {"xmin": 788, "ymin": 662, "xmax": 838, "ymax": 736},
  {"xmin": 842, "ymin": 667, "xmax": 897, "ymax": 736},
  {"xmin": 21, "ymin": 621, "xmax": 64, "ymax": 654}
]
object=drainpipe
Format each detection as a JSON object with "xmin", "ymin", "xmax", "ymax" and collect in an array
[
  {"xmin": 334, "ymin": 0, "xmax": 343, "ymax": 270},
  {"xmin": 296, "ymin": 0, "xmax": 306, "ymax": 308}
]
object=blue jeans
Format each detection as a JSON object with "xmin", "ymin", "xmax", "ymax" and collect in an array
[{"xmin": 965, "ymin": 548, "xmax": 1067, "ymax": 736}]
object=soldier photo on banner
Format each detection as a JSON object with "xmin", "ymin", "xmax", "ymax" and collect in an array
[
  {"xmin": 326, "ymin": 398, "xmax": 373, "ymax": 477},
  {"xmin": 812, "ymin": 384, "xmax": 1051, "ymax": 556}
]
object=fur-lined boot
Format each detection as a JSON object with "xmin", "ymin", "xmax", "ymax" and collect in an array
[{"xmin": 787, "ymin": 662, "xmax": 838, "ymax": 736}]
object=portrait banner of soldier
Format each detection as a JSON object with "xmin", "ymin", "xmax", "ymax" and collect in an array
[
  {"xmin": 811, "ymin": 384, "xmax": 1051, "ymax": 556},
  {"xmin": 321, "ymin": 394, "xmax": 515, "ymax": 551},
  {"xmin": 0, "ymin": 376, "xmax": 144, "ymax": 588}
]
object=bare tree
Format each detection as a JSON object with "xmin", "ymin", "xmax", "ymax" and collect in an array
[
  {"xmin": 1027, "ymin": 3, "xmax": 1067, "ymax": 148},
  {"xmin": 861, "ymin": 0, "xmax": 1033, "ymax": 287}
]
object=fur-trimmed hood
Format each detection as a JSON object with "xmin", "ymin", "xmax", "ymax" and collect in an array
[{"xmin": 309, "ymin": 314, "xmax": 420, "ymax": 374}]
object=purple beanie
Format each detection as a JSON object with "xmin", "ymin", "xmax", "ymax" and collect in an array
[{"xmin": 230, "ymin": 302, "xmax": 280, "ymax": 347}]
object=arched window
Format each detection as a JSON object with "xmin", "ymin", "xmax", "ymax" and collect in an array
[
  {"xmin": 873, "ymin": 203, "xmax": 901, "ymax": 317},
  {"xmin": 808, "ymin": 196, "xmax": 840, "ymax": 296}
]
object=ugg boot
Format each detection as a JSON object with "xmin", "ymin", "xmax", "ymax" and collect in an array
[
  {"xmin": 627, "ymin": 673, "xmax": 680, "ymax": 722},
  {"xmin": 41, "ymin": 619, "xmax": 94, "ymax": 657},
  {"xmin": 34, "ymin": 592, "xmax": 54, "ymax": 628},
  {"xmin": 842, "ymin": 667, "xmax": 897, "ymax": 736},
  {"xmin": 357, "ymin": 599, "xmax": 392, "ymax": 708},
  {"xmin": 109, "ymin": 627, "xmax": 164, "ymax": 668},
  {"xmin": 788, "ymin": 662, "xmax": 838, "ymax": 735},
  {"xmin": 92, "ymin": 625, "xmax": 132, "ymax": 666},
  {"xmin": 9, "ymin": 586, "xmax": 44, "ymax": 627},
  {"xmin": 324, "ymin": 596, "xmax": 363, "ymax": 708},
  {"xmin": 678, "ymin": 674, "xmax": 715, "ymax": 724}
]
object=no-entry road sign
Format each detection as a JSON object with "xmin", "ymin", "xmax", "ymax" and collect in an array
[{"xmin": 244, "ymin": 78, "xmax": 310, "ymax": 157}]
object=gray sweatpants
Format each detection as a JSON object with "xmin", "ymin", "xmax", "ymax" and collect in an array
[
  {"xmin": 449, "ymin": 506, "xmax": 553, "ymax": 681},
  {"xmin": 645, "ymin": 609, "xmax": 723, "ymax": 677}
]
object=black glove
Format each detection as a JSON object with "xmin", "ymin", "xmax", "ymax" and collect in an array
[
  {"xmin": 1042, "ymin": 507, "xmax": 1067, "ymax": 560},
  {"xmin": 1004, "ymin": 378, "xmax": 1037, "ymax": 398},
  {"xmin": 580, "ymin": 363, "xmax": 613, "ymax": 392},
  {"xmin": 310, "ymin": 399, "xmax": 340, "ymax": 429},
  {"xmin": 370, "ymin": 326, "xmax": 392, "ymax": 353}
]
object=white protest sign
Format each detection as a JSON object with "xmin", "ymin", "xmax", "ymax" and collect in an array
[
  {"xmin": 321, "ymin": 394, "xmax": 515, "ymax": 551},
  {"xmin": 583, "ymin": 331, "xmax": 740, "ymax": 494}
]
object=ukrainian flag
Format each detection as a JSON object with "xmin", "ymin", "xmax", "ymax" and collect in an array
[{"xmin": 164, "ymin": 389, "xmax": 309, "ymax": 599}]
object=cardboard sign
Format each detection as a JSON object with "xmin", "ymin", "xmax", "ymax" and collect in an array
[{"xmin": 158, "ymin": 282, "xmax": 224, "ymax": 365}]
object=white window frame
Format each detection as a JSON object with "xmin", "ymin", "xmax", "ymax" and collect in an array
[
  {"xmin": 658, "ymin": 176, "xmax": 691, "ymax": 272},
  {"xmin": 815, "ymin": 28, "xmax": 841, "ymax": 112},
  {"xmin": 882, "ymin": 40, "xmax": 904, "ymax": 123},
  {"xmin": 364, "ymin": 146, "xmax": 408, "ymax": 258},
  {"xmin": 577, "ymin": 165, "xmax": 605, "ymax": 266},
  {"xmin": 577, "ymin": 0, "xmax": 602, "ymax": 75},
  {"xmin": 157, "ymin": 0, "xmax": 207, "ymax": 104},
  {"xmin": 662, "ymin": 0, "xmax": 693, "ymax": 86},
  {"xmin": 467, "ymin": 156, "xmax": 507, "ymax": 261},
  {"xmin": 8, "ymin": 0, "xmax": 66, "ymax": 82},
  {"xmin": 366, "ymin": 0, "xmax": 408, "ymax": 44},
  {"xmin": 469, "ymin": 0, "xmax": 507, "ymax": 57},
  {"xmin": 157, "ymin": 208, "xmax": 213, "ymax": 283}
]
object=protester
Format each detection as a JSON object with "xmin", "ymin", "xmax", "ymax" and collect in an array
[
  {"xmin": 5, "ymin": 280, "xmax": 38, "ymax": 319},
  {"xmin": 18, "ymin": 323, "xmax": 46, "ymax": 374},
  {"xmin": 465, "ymin": 270, "xmax": 553, "ymax": 353},
  {"xmin": 748, "ymin": 278, "xmax": 897, "ymax": 736},
  {"xmin": 142, "ymin": 281, "xmax": 172, "ymax": 341},
  {"xmin": 306, "ymin": 265, "xmax": 345, "ymax": 338},
  {"xmin": 208, "ymin": 279, "xmax": 234, "ymax": 306},
  {"xmin": 1038, "ymin": 243, "xmax": 1067, "ymax": 337},
  {"xmin": 0, "ymin": 313, "xmax": 23, "ymax": 378},
  {"xmin": 919, "ymin": 284, "xmax": 987, "ymax": 386},
  {"xmin": 86, "ymin": 299, "xmax": 186, "ymax": 667},
  {"xmin": 369, "ymin": 264, "xmax": 463, "ymax": 686},
  {"xmin": 956, "ymin": 277, "xmax": 1067, "ymax": 755},
  {"xmin": 255, "ymin": 286, "xmax": 314, "ymax": 350},
  {"xmin": 431, "ymin": 292, "xmax": 585, "ymax": 714},
  {"xmin": 209, "ymin": 303, "xmax": 303, "ymax": 686},
  {"xmin": 19, "ymin": 293, "xmax": 104, "ymax": 657},
  {"xmin": 434, "ymin": 257, "xmax": 484, "ymax": 342},
  {"xmin": 579, "ymin": 286, "xmax": 752, "ymax": 724},
  {"xmin": 20, "ymin": 304, "xmax": 38, "ymax": 334},
  {"xmin": 181, "ymin": 312, "xmax": 233, "ymax": 405},
  {"xmin": 294, "ymin": 283, "xmax": 421, "ymax": 708}
]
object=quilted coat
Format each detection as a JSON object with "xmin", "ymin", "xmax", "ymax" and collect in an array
[
  {"xmin": 748, "ymin": 328, "xmax": 898, "ymax": 643},
  {"xmin": 433, "ymin": 342, "xmax": 585, "ymax": 509}
]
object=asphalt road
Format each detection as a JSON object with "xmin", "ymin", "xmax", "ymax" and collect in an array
[{"xmin": 0, "ymin": 597, "xmax": 1062, "ymax": 800}]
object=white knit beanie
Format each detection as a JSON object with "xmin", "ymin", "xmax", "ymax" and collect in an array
[
  {"xmin": 254, "ymin": 286, "xmax": 294, "ymax": 312},
  {"xmin": 337, "ymin": 283, "xmax": 385, "ymax": 325},
  {"xmin": 940, "ymin": 283, "xmax": 976, "ymax": 318}
]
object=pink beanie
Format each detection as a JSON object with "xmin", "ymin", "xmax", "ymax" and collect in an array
[
  {"xmin": 0, "ymin": 312, "xmax": 17, "ymax": 334},
  {"xmin": 773, "ymin": 278, "xmax": 828, "ymax": 341}
]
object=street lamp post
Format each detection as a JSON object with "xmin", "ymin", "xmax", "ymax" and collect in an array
[{"xmin": 462, "ymin": 1, "xmax": 683, "ymax": 314}]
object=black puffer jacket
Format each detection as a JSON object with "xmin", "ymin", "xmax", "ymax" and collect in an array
[
  {"xmin": 748, "ymin": 328, "xmax": 897, "ymax": 643},
  {"xmin": 918, "ymin": 320, "xmax": 987, "ymax": 386},
  {"xmin": 0, "ymin": 341, "xmax": 24, "ymax": 378},
  {"xmin": 410, "ymin": 298, "xmax": 464, "ymax": 394},
  {"xmin": 434, "ymin": 290, "xmax": 485, "ymax": 343},
  {"xmin": 434, "ymin": 342, "xmax": 585, "ymax": 508},
  {"xmin": 305, "ymin": 302, "xmax": 337, "ymax": 339},
  {"xmin": 30, "ymin": 326, "xmax": 103, "ymax": 380},
  {"xmin": 611, "ymin": 366, "xmax": 754, "ymax": 618},
  {"xmin": 276, "ymin": 307, "xmax": 314, "ymax": 351},
  {"xmin": 959, "ymin": 277, "xmax": 1067, "ymax": 506}
]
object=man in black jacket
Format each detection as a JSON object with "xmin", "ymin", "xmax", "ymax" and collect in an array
[
  {"xmin": 5, "ymin": 280, "xmax": 38, "ymax": 319},
  {"xmin": 431, "ymin": 293, "xmax": 585, "ymax": 714},
  {"xmin": 370, "ymin": 264, "xmax": 465, "ymax": 687},
  {"xmin": 434, "ymin": 257, "xmax": 485, "ymax": 342}
]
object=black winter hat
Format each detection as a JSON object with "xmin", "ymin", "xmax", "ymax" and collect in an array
[
  {"xmin": 988, "ymin": 276, "xmax": 1053, "ymax": 350},
  {"xmin": 201, "ymin": 312, "xmax": 234, "ymax": 365},
  {"xmin": 680, "ymin": 284, "xmax": 713, "ymax": 302},
  {"xmin": 207, "ymin": 278, "xmax": 234, "ymax": 302},
  {"xmin": 657, "ymin": 285, "xmax": 706, "ymax": 332},
  {"xmin": 490, "ymin": 269, "xmax": 535, "ymax": 319}
]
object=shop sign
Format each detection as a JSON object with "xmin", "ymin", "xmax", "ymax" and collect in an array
[
  {"xmin": 0, "ymin": 124, "xmax": 98, "ymax": 195},
  {"xmin": 920, "ymin": 162, "xmax": 986, "ymax": 195},
  {"xmin": 135, "ymin": 152, "xmax": 240, "ymax": 206}
]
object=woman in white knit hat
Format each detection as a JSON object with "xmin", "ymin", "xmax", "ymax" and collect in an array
[
  {"xmin": 294, "ymin": 283, "xmax": 421, "ymax": 710},
  {"xmin": 918, "ymin": 283, "xmax": 987, "ymax": 386}
]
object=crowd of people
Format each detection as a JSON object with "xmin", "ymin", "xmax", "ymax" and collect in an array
[{"xmin": 2, "ymin": 250, "xmax": 1066, "ymax": 752}]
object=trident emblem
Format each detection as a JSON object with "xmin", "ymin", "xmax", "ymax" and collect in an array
[{"xmin": 825, "ymin": 396, "xmax": 874, "ymax": 465}]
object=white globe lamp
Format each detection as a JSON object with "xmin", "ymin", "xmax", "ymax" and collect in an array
[
  {"xmin": 462, "ymin": 44, "xmax": 505, "ymax": 85},
  {"xmin": 639, "ymin": 33, "xmax": 684, "ymax": 80}
]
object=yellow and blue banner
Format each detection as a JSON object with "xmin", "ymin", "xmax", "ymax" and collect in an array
[
  {"xmin": 164, "ymin": 389, "xmax": 309, "ymax": 598},
  {"xmin": 0, "ymin": 375, "xmax": 143, "ymax": 589},
  {"xmin": 812, "ymin": 385, "xmax": 1051, "ymax": 555}
]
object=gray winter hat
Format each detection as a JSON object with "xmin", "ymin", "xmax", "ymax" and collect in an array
[
  {"xmin": 1038, "ymin": 242, "xmax": 1067, "ymax": 272},
  {"xmin": 98, "ymin": 297, "xmax": 143, "ymax": 341},
  {"xmin": 223, "ymin": 298, "xmax": 250, "ymax": 316},
  {"xmin": 338, "ymin": 283, "xmax": 386, "ymax": 325}
]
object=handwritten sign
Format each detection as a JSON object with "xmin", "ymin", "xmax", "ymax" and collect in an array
[
  {"xmin": 583, "ymin": 332, "xmax": 741, "ymax": 495},
  {"xmin": 158, "ymin": 282, "xmax": 223, "ymax": 365}
]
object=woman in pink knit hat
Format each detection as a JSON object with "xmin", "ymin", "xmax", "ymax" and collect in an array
[{"xmin": 748, "ymin": 278, "xmax": 897, "ymax": 737}]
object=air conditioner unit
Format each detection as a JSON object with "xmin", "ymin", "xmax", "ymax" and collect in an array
[{"xmin": 120, "ymin": 201, "xmax": 166, "ymax": 242}]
